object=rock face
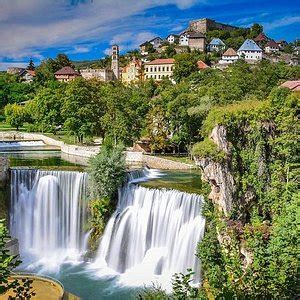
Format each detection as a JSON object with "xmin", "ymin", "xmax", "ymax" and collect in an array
[
  {"xmin": 0, "ymin": 156, "xmax": 9, "ymax": 188},
  {"xmin": 195, "ymin": 125, "xmax": 235, "ymax": 216}
]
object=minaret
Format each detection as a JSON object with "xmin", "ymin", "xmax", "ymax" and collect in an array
[{"xmin": 111, "ymin": 45, "xmax": 119, "ymax": 80}]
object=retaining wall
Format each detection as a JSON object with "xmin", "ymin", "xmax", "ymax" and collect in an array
[{"xmin": 143, "ymin": 155, "xmax": 194, "ymax": 170}]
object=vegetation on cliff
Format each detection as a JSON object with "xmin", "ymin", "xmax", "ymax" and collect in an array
[
  {"xmin": 87, "ymin": 144, "xmax": 126, "ymax": 250},
  {"xmin": 194, "ymin": 88, "xmax": 299, "ymax": 298}
]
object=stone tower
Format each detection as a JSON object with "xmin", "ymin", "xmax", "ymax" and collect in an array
[{"xmin": 111, "ymin": 44, "xmax": 119, "ymax": 80}]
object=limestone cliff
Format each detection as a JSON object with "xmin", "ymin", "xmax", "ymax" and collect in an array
[{"xmin": 195, "ymin": 125, "xmax": 235, "ymax": 216}]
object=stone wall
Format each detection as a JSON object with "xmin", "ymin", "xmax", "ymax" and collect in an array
[
  {"xmin": 0, "ymin": 131, "xmax": 143, "ymax": 163},
  {"xmin": 143, "ymin": 155, "xmax": 194, "ymax": 170},
  {"xmin": 189, "ymin": 18, "xmax": 238, "ymax": 34},
  {"xmin": 0, "ymin": 156, "xmax": 9, "ymax": 188}
]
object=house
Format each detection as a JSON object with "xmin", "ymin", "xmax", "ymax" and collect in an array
[
  {"xmin": 7, "ymin": 67, "xmax": 25, "ymax": 75},
  {"xmin": 179, "ymin": 31, "xmax": 192, "ymax": 46},
  {"xmin": 219, "ymin": 48, "xmax": 239, "ymax": 64},
  {"xmin": 294, "ymin": 46, "xmax": 300, "ymax": 56},
  {"xmin": 139, "ymin": 42, "xmax": 149, "ymax": 55},
  {"xmin": 149, "ymin": 37, "xmax": 164, "ymax": 49},
  {"xmin": 208, "ymin": 38, "xmax": 226, "ymax": 52},
  {"xmin": 80, "ymin": 68, "xmax": 114, "ymax": 81},
  {"xmin": 167, "ymin": 34, "xmax": 179, "ymax": 44},
  {"xmin": 188, "ymin": 32, "xmax": 206, "ymax": 51},
  {"xmin": 121, "ymin": 57, "xmax": 143, "ymax": 84},
  {"xmin": 265, "ymin": 40, "xmax": 280, "ymax": 53},
  {"xmin": 197, "ymin": 60, "xmax": 209, "ymax": 70},
  {"xmin": 277, "ymin": 40, "xmax": 288, "ymax": 50},
  {"xmin": 20, "ymin": 69, "xmax": 36, "ymax": 82},
  {"xmin": 254, "ymin": 32, "xmax": 269, "ymax": 47},
  {"xmin": 144, "ymin": 58, "xmax": 175, "ymax": 81},
  {"xmin": 54, "ymin": 66, "xmax": 81, "ymax": 82},
  {"xmin": 237, "ymin": 39, "xmax": 263, "ymax": 62},
  {"xmin": 280, "ymin": 80, "xmax": 300, "ymax": 91}
]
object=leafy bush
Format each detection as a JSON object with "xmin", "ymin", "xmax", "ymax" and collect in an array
[{"xmin": 192, "ymin": 138, "xmax": 225, "ymax": 162}]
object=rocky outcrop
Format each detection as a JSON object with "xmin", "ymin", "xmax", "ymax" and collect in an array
[
  {"xmin": 195, "ymin": 125, "xmax": 235, "ymax": 216},
  {"xmin": 0, "ymin": 156, "xmax": 9, "ymax": 188}
]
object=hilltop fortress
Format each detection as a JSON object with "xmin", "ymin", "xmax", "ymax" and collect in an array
[{"xmin": 188, "ymin": 18, "xmax": 239, "ymax": 33}]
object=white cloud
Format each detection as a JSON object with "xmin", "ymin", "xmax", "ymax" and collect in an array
[
  {"xmin": 263, "ymin": 16, "xmax": 300, "ymax": 30},
  {"xmin": 0, "ymin": 0, "xmax": 200, "ymax": 61},
  {"xmin": 67, "ymin": 46, "xmax": 91, "ymax": 54}
]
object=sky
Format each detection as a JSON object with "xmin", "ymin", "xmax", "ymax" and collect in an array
[{"xmin": 0, "ymin": 0, "xmax": 299, "ymax": 70}]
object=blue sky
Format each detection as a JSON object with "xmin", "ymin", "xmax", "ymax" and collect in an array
[{"xmin": 0, "ymin": 0, "xmax": 299, "ymax": 70}]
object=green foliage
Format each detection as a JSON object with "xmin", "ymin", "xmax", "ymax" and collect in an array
[
  {"xmin": 4, "ymin": 103, "xmax": 29, "ymax": 130},
  {"xmin": 172, "ymin": 269, "xmax": 198, "ymax": 299},
  {"xmin": 173, "ymin": 53, "xmax": 199, "ymax": 83},
  {"xmin": 0, "ymin": 220, "xmax": 35, "ymax": 298},
  {"xmin": 87, "ymin": 144, "xmax": 126, "ymax": 246},
  {"xmin": 88, "ymin": 143, "xmax": 126, "ymax": 200},
  {"xmin": 137, "ymin": 283, "xmax": 169, "ymax": 300},
  {"xmin": 192, "ymin": 138, "xmax": 226, "ymax": 162},
  {"xmin": 197, "ymin": 90, "xmax": 299, "ymax": 298}
]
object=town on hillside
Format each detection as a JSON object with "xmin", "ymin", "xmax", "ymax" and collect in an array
[{"xmin": 5, "ymin": 17, "xmax": 300, "ymax": 85}]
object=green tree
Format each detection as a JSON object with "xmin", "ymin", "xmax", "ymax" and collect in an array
[
  {"xmin": 27, "ymin": 59, "xmax": 35, "ymax": 71},
  {"xmin": 173, "ymin": 53, "xmax": 198, "ymax": 83},
  {"xmin": 4, "ymin": 103, "xmax": 28, "ymax": 130}
]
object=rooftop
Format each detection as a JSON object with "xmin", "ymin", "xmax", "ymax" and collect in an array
[
  {"xmin": 223, "ymin": 48, "xmax": 238, "ymax": 56},
  {"xmin": 54, "ymin": 66, "xmax": 80, "ymax": 76},
  {"xmin": 145, "ymin": 58, "xmax": 175, "ymax": 65},
  {"xmin": 189, "ymin": 32, "xmax": 205, "ymax": 39},
  {"xmin": 197, "ymin": 60, "xmax": 209, "ymax": 69},
  {"xmin": 280, "ymin": 80, "xmax": 300, "ymax": 91},
  {"xmin": 254, "ymin": 32, "xmax": 269, "ymax": 42},
  {"xmin": 238, "ymin": 39, "xmax": 262, "ymax": 52},
  {"xmin": 265, "ymin": 40, "xmax": 279, "ymax": 48},
  {"xmin": 209, "ymin": 38, "xmax": 225, "ymax": 46}
]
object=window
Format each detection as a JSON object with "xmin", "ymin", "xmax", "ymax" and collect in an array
[
  {"xmin": 154, "ymin": 75, "xmax": 156, "ymax": 79},
  {"xmin": 154, "ymin": 67, "xmax": 157, "ymax": 72},
  {"xmin": 162, "ymin": 67, "xmax": 165, "ymax": 71},
  {"xmin": 150, "ymin": 67, "xmax": 153, "ymax": 72},
  {"xmin": 166, "ymin": 67, "xmax": 169, "ymax": 71},
  {"xmin": 158, "ymin": 67, "xmax": 161, "ymax": 72}
]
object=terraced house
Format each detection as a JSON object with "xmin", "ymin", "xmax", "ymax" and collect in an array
[{"xmin": 144, "ymin": 58, "xmax": 175, "ymax": 81}]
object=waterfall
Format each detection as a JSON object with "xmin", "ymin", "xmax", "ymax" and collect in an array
[
  {"xmin": 93, "ymin": 184, "xmax": 205, "ymax": 290},
  {"xmin": 10, "ymin": 168, "xmax": 88, "ymax": 270}
]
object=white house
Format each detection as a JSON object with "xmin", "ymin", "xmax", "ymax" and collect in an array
[
  {"xmin": 179, "ymin": 31, "xmax": 192, "ymax": 46},
  {"xmin": 219, "ymin": 48, "xmax": 239, "ymax": 64},
  {"xmin": 237, "ymin": 39, "xmax": 263, "ymax": 62},
  {"xmin": 149, "ymin": 37, "xmax": 164, "ymax": 49},
  {"xmin": 144, "ymin": 58, "xmax": 175, "ymax": 81},
  {"xmin": 208, "ymin": 38, "xmax": 226, "ymax": 52},
  {"xmin": 166, "ymin": 34, "xmax": 179, "ymax": 44},
  {"xmin": 265, "ymin": 40, "xmax": 280, "ymax": 53}
]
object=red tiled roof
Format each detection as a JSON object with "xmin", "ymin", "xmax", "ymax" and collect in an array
[
  {"xmin": 54, "ymin": 66, "xmax": 80, "ymax": 76},
  {"xmin": 265, "ymin": 40, "xmax": 279, "ymax": 48},
  {"xmin": 280, "ymin": 80, "xmax": 300, "ymax": 91},
  {"xmin": 254, "ymin": 32, "xmax": 269, "ymax": 42},
  {"xmin": 145, "ymin": 58, "xmax": 175, "ymax": 65},
  {"xmin": 223, "ymin": 48, "xmax": 238, "ymax": 56},
  {"xmin": 197, "ymin": 60, "xmax": 209, "ymax": 69}
]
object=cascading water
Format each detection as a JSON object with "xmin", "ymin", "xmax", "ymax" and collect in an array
[
  {"xmin": 10, "ymin": 166, "xmax": 205, "ymax": 292},
  {"xmin": 92, "ymin": 183, "xmax": 205, "ymax": 291},
  {"xmin": 10, "ymin": 168, "xmax": 88, "ymax": 271}
]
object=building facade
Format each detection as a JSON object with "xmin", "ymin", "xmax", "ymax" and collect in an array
[
  {"xmin": 80, "ymin": 68, "xmax": 114, "ymax": 81},
  {"xmin": 121, "ymin": 57, "xmax": 143, "ymax": 84},
  {"xmin": 54, "ymin": 66, "xmax": 81, "ymax": 82},
  {"xmin": 265, "ymin": 40, "xmax": 280, "ymax": 53},
  {"xmin": 111, "ymin": 45, "xmax": 120, "ymax": 80},
  {"xmin": 188, "ymin": 32, "xmax": 206, "ymax": 51},
  {"xmin": 219, "ymin": 48, "xmax": 239, "ymax": 64},
  {"xmin": 208, "ymin": 38, "xmax": 226, "ymax": 52},
  {"xmin": 188, "ymin": 18, "xmax": 238, "ymax": 34},
  {"xmin": 144, "ymin": 59, "xmax": 175, "ymax": 81},
  {"xmin": 237, "ymin": 39, "xmax": 263, "ymax": 62},
  {"xmin": 149, "ymin": 37, "xmax": 163, "ymax": 49}
]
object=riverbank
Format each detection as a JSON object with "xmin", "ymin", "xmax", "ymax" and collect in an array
[{"xmin": 0, "ymin": 131, "xmax": 195, "ymax": 170}]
